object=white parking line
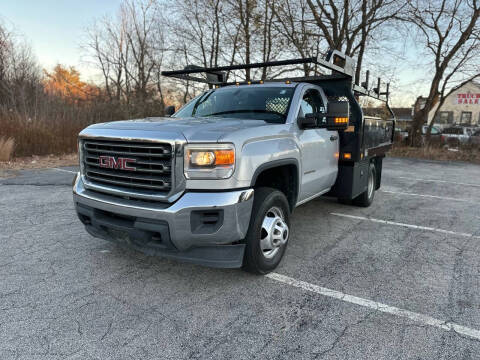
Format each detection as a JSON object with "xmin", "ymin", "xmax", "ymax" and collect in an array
[
  {"xmin": 266, "ymin": 272, "xmax": 480, "ymax": 341},
  {"xmin": 381, "ymin": 189, "xmax": 474, "ymax": 203},
  {"xmin": 330, "ymin": 212, "xmax": 479, "ymax": 238},
  {"xmin": 51, "ymin": 168, "xmax": 77, "ymax": 174},
  {"xmin": 394, "ymin": 176, "xmax": 480, "ymax": 188}
]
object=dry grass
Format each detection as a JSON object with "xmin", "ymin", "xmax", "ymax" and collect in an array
[
  {"xmin": 1, "ymin": 98, "xmax": 165, "ymax": 159},
  {"xmin": 389, "ymin": 144, "xmax": 480, "ymax": 164},
  {"xmin": 0, "ymin": 137, "xmax": 15, "ymax": 162},
  {"xmin": 0, "ymin": 106, "xmax": 101, "ymax": 158}
]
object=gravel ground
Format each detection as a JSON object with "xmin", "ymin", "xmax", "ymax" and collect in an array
[{"xmin": 1, "ymin": 157, "xmax": 480, "ymax": 359}]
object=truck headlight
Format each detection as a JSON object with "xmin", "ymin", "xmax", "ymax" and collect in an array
[{"xmin": 184, "ymin": 144, "xmax": 235, "ymax": 179}]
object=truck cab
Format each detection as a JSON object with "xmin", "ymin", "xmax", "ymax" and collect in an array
[{"xmin": 73, "ymin": 50, "xmax": 394, "ymax": 274}]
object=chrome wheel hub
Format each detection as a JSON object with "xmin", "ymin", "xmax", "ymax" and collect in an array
[{"xmin": 260, "ymin": 206, "xmax": 289, "ymax": 259}]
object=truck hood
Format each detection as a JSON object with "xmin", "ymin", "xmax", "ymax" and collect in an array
[{"xmin": 86, "ymin": 117, "xmax": 270, "ymax": 142}]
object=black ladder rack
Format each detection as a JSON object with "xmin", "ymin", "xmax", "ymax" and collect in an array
[{"xmin": 161, "ymin": 49, "xmax": 389, "ymax": 102}]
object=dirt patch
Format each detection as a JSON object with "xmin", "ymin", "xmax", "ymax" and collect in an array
[
  {"xmin": 0, "ymin": 153, "xmax": 78, "ymax": 170},
  {"xmin": 389, "ymin": 145, "xmax": 480, "ymax": 164}
]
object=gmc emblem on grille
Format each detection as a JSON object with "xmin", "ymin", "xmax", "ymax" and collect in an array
[{"xmin": 99, "ymin": 156, "xmax": 137, "ymax": 171}]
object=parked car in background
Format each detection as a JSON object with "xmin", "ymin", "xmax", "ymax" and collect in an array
[
  {"xmin": 441, "ymin": 126, "xmax": 473, "ymax": 146},
  {"xmin": 420, "ymin": 125, "xmax": 442, "ymax": 145},
  {"xmin": 469, "ymin": 129, "xmax": 480, "ymax": 146},
  {"xmin": 422, "ymin": 125, "xmax": 441, "ymax": 136},
  {"xmin": 394, "ymin": 127, "xmax": 408, "ymax": 143},
  {"xmin": 399, "ymin": 125, "xmax": 440, "ymax": 145}
]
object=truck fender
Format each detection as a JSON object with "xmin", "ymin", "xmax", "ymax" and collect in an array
[{"xmin": 235, "ymin": 137, "xmax": 300, "ymax": 183}]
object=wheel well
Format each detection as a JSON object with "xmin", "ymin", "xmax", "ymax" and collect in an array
[{"xmin": 253, "ymin": 164, "xmax": 298, "ymax": 211}]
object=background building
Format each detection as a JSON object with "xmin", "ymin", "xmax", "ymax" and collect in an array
[{"xmin": 428, "ymin": 81, "xmax": 480, "ymax": 127}]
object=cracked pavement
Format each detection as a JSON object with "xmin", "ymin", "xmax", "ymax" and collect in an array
[{"xmin": 1, "ymin": 158, "xmax": 480, "ymax": 359}]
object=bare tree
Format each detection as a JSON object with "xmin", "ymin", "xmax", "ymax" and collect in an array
[
  {"xmin": 170, "ymin": 0, "xmax": 226, "ymax": 69},
  {"xmin": 123, "ymin": 0, "xmax": 158, "ymax": 103},
  {"xmin": 84, "ymin": 16, "xmax": 127, "ymax": 101},
  {"xmin": 84, "ymin": 0, "xmax": 169, "ymax": 115},
  {"xmin": 167, "ymin": 0, "xmax": 290, "ymax": 88},
  {"xmin": 0, "ymin": 21, "xmax": 42, "ymax": 115},
  {"xmin": 260, "ymin": 0, "xmax": 277, "ymax": 79},
  {"xmin": 163, "ymin": 0, "xmax": 234, "ymax": 100},
  {"xmin": 273, "ymin": 0, "xmax": 322, "ymax": 75},
  {"xmin": 305, "ymin": 0, "xmax": 402, "ymax": 82},
  {"xmin": 403, "ymin": 0, "xmax": 480, "ymax": 146},
  {"xmin": 221, "ymin": 0, "xmax": 287, "ymax": 81},
  {"xmin": 235, "ymin": 0, "xmax": 254, "ymax": 81}
]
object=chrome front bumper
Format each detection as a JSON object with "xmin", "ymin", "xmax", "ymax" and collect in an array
[{"xmin": 73, "ymin": 174, "xmax": 254, "ymax": 267}]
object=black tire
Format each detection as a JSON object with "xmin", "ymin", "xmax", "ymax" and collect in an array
[
  {"xmin": 352, "ymin": 162, "xmax": 376, "ymax": 207},
  {"xmin": 243, "ymin": 187, "xmax": 290, "ymax": 274}
]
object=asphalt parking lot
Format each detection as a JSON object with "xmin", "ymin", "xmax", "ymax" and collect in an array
[{"xmin": 1, "ymin": 157, "xmax": 480, "ymax": 359}]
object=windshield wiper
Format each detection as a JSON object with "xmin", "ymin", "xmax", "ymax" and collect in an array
[
  {"xmin": 203, "ymin": 109, "xmax": 286, "ymax": 119},
  {"xmin": 192, "ymin": 90, "xmax": 214, "ymax": 116}
]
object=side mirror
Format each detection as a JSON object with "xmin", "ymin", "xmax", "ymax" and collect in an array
[
  {"xmin": 297, "ymin": 113, "xmax": 318, "ymax": 129},
  {"xmin": 165, "ymin": 105, "xmax": 175, "ymax": 116},
  {"xmin": 326, "ymin": 101, "xmax": 349, "ymax": 131}
]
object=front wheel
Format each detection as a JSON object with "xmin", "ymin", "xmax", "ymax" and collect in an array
[
  {"xmin": 243, "ymin": 187, "xmax": 290, "ymax": 274},
  {"xmin": 352, "ymin": 162, "xmax": 376, "ymax": 207}
]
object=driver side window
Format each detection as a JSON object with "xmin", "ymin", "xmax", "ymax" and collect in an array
[{"xmin": 298, "ymin": 89, "xmax": 325, "ymax": 117}]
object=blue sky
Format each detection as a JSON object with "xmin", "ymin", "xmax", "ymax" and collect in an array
[{"xmin": 1, "ymin": 0, "xmax": 123, "ymax": 80}]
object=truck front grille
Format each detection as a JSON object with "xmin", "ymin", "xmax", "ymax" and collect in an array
[{"xmin": 82, "ymin": 139, "xmax": 173, "ymax": 195}]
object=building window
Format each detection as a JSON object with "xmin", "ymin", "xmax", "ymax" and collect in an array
[
  {"xmin": 460, "ymin": 111, "xmax": 472, "ymax": 125},
  {"xmin": 436, "ymin": 111, "xmax": 452, "ymax": 124}
]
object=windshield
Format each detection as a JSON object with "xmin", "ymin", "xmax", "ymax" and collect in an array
[{"xmin": 174, "ymin": 86, "xmax": 295, "ymax": 123}]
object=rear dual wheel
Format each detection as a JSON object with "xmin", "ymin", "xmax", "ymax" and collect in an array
[
  {"xmin": 337, "ymin": 161, "xmax": 376, "ymax": 207},
  {"xmin": 352, "ymin": 162, "xmax": 376, "ymax": 207}
]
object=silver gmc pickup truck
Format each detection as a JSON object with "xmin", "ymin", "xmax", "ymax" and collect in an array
[{"xmin": 73, "ymin": 51, "xmax": 394, "ymax": 274}]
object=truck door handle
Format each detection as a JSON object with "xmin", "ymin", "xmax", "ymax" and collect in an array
[{"xmin": 330, "ymin": 135, "xmax": 338, "ymax": 141}]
